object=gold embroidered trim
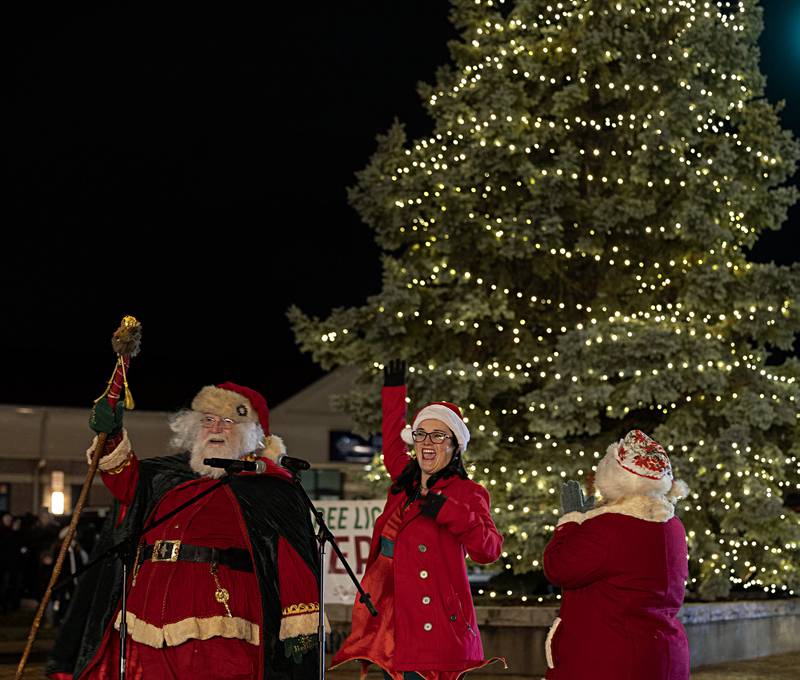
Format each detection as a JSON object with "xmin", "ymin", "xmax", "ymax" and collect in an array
[
  {"xmin": 114, "ymin": 610, "xmax": 260, "ymax": 648},
  {"xmin": 282, "ymin": 602, "xmax": 319, "ymax": 617},
  {"xmin": 278, "ymin": 610, "xmax": 330, "ymax": 640},
  {"xmin": 105, "ymin": 455, "xmax": 133, "ymax": 475}
]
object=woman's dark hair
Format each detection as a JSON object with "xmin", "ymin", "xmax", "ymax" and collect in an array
[{"xmin": 390, "ymin": 438, "xmax": 468, "ymax": 498}]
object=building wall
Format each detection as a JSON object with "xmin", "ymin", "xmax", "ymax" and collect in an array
[
  {"xmin": 0, "ymin": 404, "xmax": 173, "ymax": 515},
  {"xmin": 269, "ymin": 365, "xmax": 362, "ymax": 461}
]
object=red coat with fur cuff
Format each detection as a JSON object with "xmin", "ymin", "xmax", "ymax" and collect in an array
[
  {"xmin": 543, "ymin": 498, "xmax": 690, "ymax": 680},
  {"xmin": 69, "ymin": 439, "xmax": 320, "ymax": 679}
]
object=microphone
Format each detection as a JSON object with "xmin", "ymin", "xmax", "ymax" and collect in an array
[
  {"xmin": 276, "ymin": 454, "xmax": 311, "ymax": 472},
  {"xmin": 203, "ymin": 458, "xmax": 267, "ymax": 474}
]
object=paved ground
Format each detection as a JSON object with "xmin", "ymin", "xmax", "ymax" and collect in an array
[
  {"xmin": 324, "ymin": 654, "xmax": 800, "ymax": 679},
  {"xmin": 7, "ymin": 654, "xmax": 800, "ymax": 679},
  {"xmin": 690, "ymin": 652, "xmax": 800, "ymax": 680},
  {"xmin": 2, "ymin": 610, "xmax": 798, "ymax": 679}
]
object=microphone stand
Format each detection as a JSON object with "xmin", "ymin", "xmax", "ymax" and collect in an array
[
  {"xmin": 287, "ymin": 468, "xmax": 378, "ymax": 680},
  {"xmin": 52, "ymin": 470, "xmax": 241, "ymax": 680}
]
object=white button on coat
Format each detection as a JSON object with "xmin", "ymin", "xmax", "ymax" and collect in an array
[
  {"xmin": 420, "ymin": 570, "xmax": 429, "ymax": 579},
  {"xmin": 423, "ymin": 623, "xmax": 432, "ymax": 631}
]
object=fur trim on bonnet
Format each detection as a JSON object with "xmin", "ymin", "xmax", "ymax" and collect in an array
[
  {"xmin": 191, "ymin": 382, "xmax": 286, "ymax": 462},
  {"xmin": 400, "ymin": 401, "xmax": 470, "ymax": 453},
  {"xmin": 595, "ymin": 430, "xmax": 689, "ymax": 504}
]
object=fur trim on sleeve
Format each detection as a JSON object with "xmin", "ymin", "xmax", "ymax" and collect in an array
[
  {"xmin": 556, "ymin": 511, "xmax": 586, "ymax": 527},
  {"xmin": 261, "ymin": 434, "xmax": 286, "ymax": 462},
  {"xmin": 86, "ymin": 430, "xmax": 132, "ymax": 472}
]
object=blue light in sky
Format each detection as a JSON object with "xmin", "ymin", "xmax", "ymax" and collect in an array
[{"xmin": 759, "ymin": 0, "xmax": 799, "ymax": 133}]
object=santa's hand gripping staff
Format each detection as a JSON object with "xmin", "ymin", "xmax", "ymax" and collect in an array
[{"xmin": 47, "ymin": 380, "xmax": 321, "ymax": 680}]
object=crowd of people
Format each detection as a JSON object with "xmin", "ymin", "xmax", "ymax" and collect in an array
[
  {"xmin": 0, "ymin": 509, "xmax": 94, "ymax": 624},
  {"xmin": 1, "ymin": 509, "xmax": 58, "ymax": 614}
]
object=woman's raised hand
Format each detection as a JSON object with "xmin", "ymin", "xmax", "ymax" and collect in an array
[{"xmin": 383, "ymin": 359, "xmax": 407, "ymax": 387}]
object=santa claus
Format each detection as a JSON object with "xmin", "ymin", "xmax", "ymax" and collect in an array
[{"xmin": 47, "ymin": 382, "xmax": 320, "ymax": 679}]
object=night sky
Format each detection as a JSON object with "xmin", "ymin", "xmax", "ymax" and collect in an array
[{"xmin": 4, "ymin": 1, "xmax": 798, "ymax": 412}]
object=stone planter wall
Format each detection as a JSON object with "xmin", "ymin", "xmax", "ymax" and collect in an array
[{"xmin": 326, "ymin": 599, "xmax": 800, "ymax": 677}]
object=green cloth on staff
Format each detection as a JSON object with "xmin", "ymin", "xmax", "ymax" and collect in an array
[{"xmin": 89, "ymin": 398, "xmax": 124, "ymax": 436}]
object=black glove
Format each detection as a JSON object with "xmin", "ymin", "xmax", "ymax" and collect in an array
[
  {"xmin": 560, "ymin": 480, "xmax": 595, "ymax": 514},
  {"xmin": 89, "ymin": 398, "xmax": 124, "ymax": 436},
  {"xmin": 383, "ymin": 359, "xmax": 407, "ymax": 387},
  {"xmin": 419, "ymin": 491, "xmax": 447, "ymax": 519}
]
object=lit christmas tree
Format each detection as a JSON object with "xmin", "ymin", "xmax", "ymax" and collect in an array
[{"xmin": 291, "ymin": 0, "xmax": 800, "ymax": 600}]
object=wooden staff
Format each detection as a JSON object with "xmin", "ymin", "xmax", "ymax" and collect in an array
[{"xmin": 16, "ymin": 315, "xmax": 142, "ymax": 680}]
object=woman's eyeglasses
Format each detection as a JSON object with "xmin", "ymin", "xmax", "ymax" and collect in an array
[{"xmin": 411, "ymin": 429, "xmax": 452, "ymax": 444}]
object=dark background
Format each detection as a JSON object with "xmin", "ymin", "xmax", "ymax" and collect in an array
[{"xmin": 3, "ymin": 1, "xmax": 798, "ymax": 411}]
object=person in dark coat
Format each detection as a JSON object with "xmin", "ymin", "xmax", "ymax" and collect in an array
[
  {"xmin": 51, "ymin": 526, "xmax": 89, "ymax": 627},
  {"xmin": 0, "ymin": 513, "xmax": 15, "ymax": 613}
]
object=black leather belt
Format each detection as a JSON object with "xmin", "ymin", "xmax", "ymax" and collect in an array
[{"xmin": 139, "ymin": 540, "xmax": 253, "ymax": 572}]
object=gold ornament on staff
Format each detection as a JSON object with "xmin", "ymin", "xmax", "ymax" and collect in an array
[
  {"xmin": 16, "ymin": 315, "xmax": 143, "ymax": 680},
  {"xmin": 95, "ymin": 315, "xmax": 142, "ymax": 410}
]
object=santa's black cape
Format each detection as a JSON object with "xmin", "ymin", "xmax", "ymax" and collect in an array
[{"xmin": 46, "ymin": 453, "xmax": 319, "ymax": 679}]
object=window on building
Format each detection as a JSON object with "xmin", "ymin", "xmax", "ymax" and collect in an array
[
  {"xmin": 299, "ymin": 469, "xmax": 343, "ymax": 500},
  {"xmin": 329, "ymin": 430, "xmax": 381, "ymax": 463}
]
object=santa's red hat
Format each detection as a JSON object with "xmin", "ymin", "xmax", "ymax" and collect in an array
[
  {"xmin": 191, "ymin": 382, "xmax": 285, "ymax": 460},
  {"xmin": 400, "ymin": 401, "xmax": 470, "ymax": 453}
]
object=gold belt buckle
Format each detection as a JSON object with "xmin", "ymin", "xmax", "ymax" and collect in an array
[{"xmin": 151, "ymin": 539, "xmax": 181, "ymax": 562}]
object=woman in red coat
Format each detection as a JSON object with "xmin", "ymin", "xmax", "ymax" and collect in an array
[
  {"xmin": 543, "ymin": 430, "xmax": 691, "ymax": 680},
  {"xmin": 331, "ymin": 361, "xmax": 505, "ymax": 680}
]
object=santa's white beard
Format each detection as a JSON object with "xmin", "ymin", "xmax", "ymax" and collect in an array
[{"xmin": 190, "ymin": 434, "xmax": 245, "ymax": 478}]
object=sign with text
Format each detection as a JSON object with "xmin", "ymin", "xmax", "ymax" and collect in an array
[{"xmin": 314, "ymin": 499, "xmax": 385, "ymax": 604}]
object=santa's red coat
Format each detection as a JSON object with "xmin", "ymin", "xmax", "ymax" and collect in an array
[{"xmin": 50, "ymin": 445, "xmax": 319, "ymax": 680}]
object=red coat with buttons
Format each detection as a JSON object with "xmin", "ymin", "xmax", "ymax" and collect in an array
[{"xmin": 332, "ymin": 385, "xmax": 503, "ymax": 676}]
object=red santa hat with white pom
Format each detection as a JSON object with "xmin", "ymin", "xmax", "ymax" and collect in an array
[
  {"xmin": 400, "ymin": 401, "xmax": 471, "ymax": 453},
  {"xmin": 595, "ymin": 429, "xmax": 688, "ymax": 502},
  {"xmin": 191, "ymin": 381, "xmax": 286, "ymax": 461}
]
